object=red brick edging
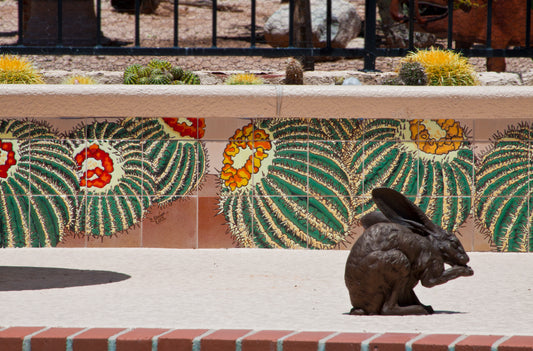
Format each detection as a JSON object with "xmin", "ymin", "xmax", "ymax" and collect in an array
[{"xmin": 1, "ymin": 327, "xmax": 532, "ymax": 351}]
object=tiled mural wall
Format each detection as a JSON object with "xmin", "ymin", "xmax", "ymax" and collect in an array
[{"xmin": 0, "ymin": 116, "xmax": 530, "ymax": 252}]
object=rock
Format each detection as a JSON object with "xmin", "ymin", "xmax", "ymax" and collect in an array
[
  {"xmin": 264, "ymin": 0, "xmax": 362, "ymax": 49},
  {"xmin": 342, "ymin": 77, "xmax": 362, "ymax": 85},
  {"xmin": 478, "ymin": 72, "xmax": 522, "ymax": 86}
]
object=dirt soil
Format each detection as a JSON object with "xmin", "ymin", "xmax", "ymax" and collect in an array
[{"xmin": 1, "ymin": 0, "xmax": 533, "ymax": 75}]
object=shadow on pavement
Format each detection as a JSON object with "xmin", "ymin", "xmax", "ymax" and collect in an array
[{"xmin": 0, "ymin": 266, "xmax": 131, "ymax": 291}]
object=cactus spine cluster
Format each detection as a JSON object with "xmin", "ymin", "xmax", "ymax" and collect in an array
[
  {"xmin": 0, "ymin": 55, "xmax": 44, "ymax": 84},
  {"xmin": 399, "ymin": 48, "xmax": 479, "ymax": 86},
  {"xmin": 224, "ymin": 73, "xmax": 264, "ymax": 85},
  {"xmin": 284, "ymin": 58, "xmax": 304, "ymax": 85},
  {"xmin": 123, "ymin": 59, "xmax": 200, "ymax": 85}
]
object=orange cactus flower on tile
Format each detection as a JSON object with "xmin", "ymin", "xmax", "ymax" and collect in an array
[
  {"xmin": 0, "ymin": 140, "xmax": 17, "ymax": 178},
  {"xmin": 75, "ymin": 143, "xmax": 115, "ymax": 188},
  {"xmin": 409, "ymin": 119, "xmax": 465, "ymax": 154},
  {"xmin": 221, "ymin": 123, "xmax": 272, "ymax": 191},
  {"xmin": 162, "ymin": 118, "xmax": 206, "ymax": 138}
]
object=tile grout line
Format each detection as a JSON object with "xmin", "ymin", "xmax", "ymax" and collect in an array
[
  {"xmin": 107, "ymin": 328, "xmax": 133, "ymax": 351},
  {"xmin": 236, "ymin": 330, "xmax": 260, "ymax": 351},
  {"xmin": 405, "ymin": 334, "xmax": 427, "ymax": 351},
  {"xmin": 317, "ymin": 332, "xmax": 341, "ymax": 351},
  {"xmin": 361, "ymin": 333, "xmax": 384, "ymax": 351},
  {"xmin": 277, "ymin": 330, "xmax": 301, "ymax": 351},
  {"xmin": 491, "ymin": 335, "xmax": 513, "ymax": 351},
  {"xmin": 22, "ymin": 327, "xmax": 51, "ymax": 351},
  {"xmin": 151, "ymin": 328, "xmax": 178, "ymax": 351},
  {"xmin": 448, "ymin": 334, "xmax": 469, "ymax": 351},
  {"xmin": 192, "ymin": 329, "xmax": 218, "ymax": 351},
  {"xmin": 66, "ymin": 327, "xmax": 92, "ymax": 351}
]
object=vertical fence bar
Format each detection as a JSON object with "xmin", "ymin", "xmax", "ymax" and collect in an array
[
  {"xmin": 57, "ymin": 0, "xmax": 63, "ymax": 45},
  {"xmin": 326, "ymin": 0, "xmax": 332, "ymax": 49},
  {"xmin": 363, "ymin": 0, "xmax": 376, "ymax": 71},
  {"xmin": 17, "ymin": 0, "xmax": 23, "ymax": 45},
  {"xmin": 174, "ymin": 0, "xmax": 179, "ymax": 46},
  {"xmin": 212, "ymin": 0, "xmax": 217, "ymax": 47},
  {"xmin": 447, "ymin": 0, "xmax": 453, "ymax": 49},
  {"xmin": 135, "ymin": 0, "xmax": 140, "ymax": 46},
  {"xmin": 289, "ymin": 0, "xmax": 294, "ymax": 46},
  {"xmin": 251, "ymin": 0, "xmax": 256, "ymax": 47},
  {"xmin": 527, "ymin": 0, "xmax": 531, "ymax": 47},
  {"xmin": 96, "ymin": 0, "xmax": 102, "ymax": 46},
  {"xmin": 407, "ymin": 0, "xmax": 414, "ymax": 51},
  {"xmin": 486, "ymin": 0, "xmax": 492, "ymax": 48}
]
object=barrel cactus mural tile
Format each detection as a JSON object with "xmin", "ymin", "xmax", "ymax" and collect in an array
[
  {"xmin": 122, "ymin": 117, "xmax": 207, "ymax": 204},
  {"xmin": 0, "ymin": 119, "xmax": 78, "ymax": 247},
  {"xmin": 219, "ymin": 118, "xmax": 355, "ymax": 249},
  {"xmin": 475, "ymin": 123, "xmax": 532, "ymax": 252},
  {"xmin": 348, "ymin": 119, "xmax": 474, "ymax": 233},
  {"xmin": 67, "ymin": 121, "xmax": 155, "ymax": 236}
]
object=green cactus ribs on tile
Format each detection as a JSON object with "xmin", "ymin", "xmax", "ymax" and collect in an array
[{"xmin": 218, "ymin": 119, "xmax": 355, "ymax": 249}]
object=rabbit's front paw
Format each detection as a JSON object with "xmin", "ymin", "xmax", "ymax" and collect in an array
[{"xmin": 457, "ymin": 265, "xmax": 474, "ymax": 277}]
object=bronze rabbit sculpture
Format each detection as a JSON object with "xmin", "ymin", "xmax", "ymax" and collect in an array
[{"xmin": 345, "ymin": 188, "xmax": 474, "ymax": 315}]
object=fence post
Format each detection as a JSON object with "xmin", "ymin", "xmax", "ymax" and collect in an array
[{"xmin": 363, "ymin": 0, "xmax": 377, "ymax": 71}]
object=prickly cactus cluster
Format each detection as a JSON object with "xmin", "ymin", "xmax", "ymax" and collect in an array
[
  {"xmin": 398, "ymin": 61, "xmax": 428, "ymax": 86},
  {"xmin": 123, "ymin": 59, "xmax": 200, "ymax": 85},
  {"xmin": 284, "ymin": 58, "xmax": 304, "ymax": 85}
]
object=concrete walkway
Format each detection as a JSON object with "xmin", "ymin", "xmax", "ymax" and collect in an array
[{"xmin": 0, "ymin": 248, "xmax": 531, "ymax": 337}]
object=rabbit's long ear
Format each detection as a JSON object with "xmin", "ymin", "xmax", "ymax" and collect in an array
[{"xmin": 371, "ymin": 187, "xmax": 438, "ymax": 236}]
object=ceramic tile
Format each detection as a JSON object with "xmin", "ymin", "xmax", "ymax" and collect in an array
[
  {"xmin": 86, "ymin": 225, "xmax": 142, "ymax": 247},
  {"xmin": 255, "ymin": 118, "xmax": 310, "ymax": 141},
  {"xmin": 308, "ymin": 141, "xmax": 351, "ymax": 198},
  {"xmin": 143, "ymin": 139, "xmax": 201, "ymax": 198},
  {"xmin": 475, "ymin": 140, "xmax": 530, "ymax": 198},
  {"xmin": 362, "ymin": 140, "xmax": 419, "ymax": 197},
  {"xmin": 418, "ymin": 147, "xmax": 474, "ymax": 198},
  {"xmin": 81, "ymin": 195, "xmax": 146, "ymax": 238},
  {"xmin": 253, "ymin": 195, "xmax": 309, "ymax": 249},
  {"xmin": 473, "ymin": 119, "xmax": 530, "ymax": 141},
  {"xmin": 0, "ymin": 139, "xmax": 29, "ymax": 196},
  {"xmin": 473, "ymin": 196, "xmax": 530, "ymax": 252},
  {"xmin": 29, "ymin": 195, "xmax": 76, "ymax": 247},
  {"xmin": 203, "ymin": 117, "xmax": 253, "ymax": 141},
  {"xmin": 362, "ymin": 119, "xmax": 413, "ymax": 142},
  {"xmin": 29, "ymin": 138, "xmax": 78, "ymax": 196},
  {"xmin": 55, "ymin": 233, "xmax": 87, "ymax": 247},
  {"xmin": 142, "ymin": 196, "xmax": 198, "ymax": 248},
  {"xmin": 198, "ymin": 196, "xmax": 236, "ymax": 248},
  {"xmin": 0, "ymin": 195, "xmax": 30, "ymax": 247},
  {"xmin": 308, "ymin": 196, "xmax": 354, "ymax": 250},
  {"xmin": 216, "ymin": 194, "xmax": 254, "ymax": 247},
  {"xmin": 308, "ymin": 118, "xmax": 364, "ymax": 141},
  {"xmin": 252, "ymin": 139, "xmax": 308, "ymax": 197},
  {"xmin": 31, "ymin": 117, "xmax": 86, "ymax": 138},
  {"xmin": 205, "ymin": 140, "xmax": 233, "ymax": 190}
]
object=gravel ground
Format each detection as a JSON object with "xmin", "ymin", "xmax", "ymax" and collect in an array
[{"xmin": 2, "ymin": 0, "xmax": 533, "ymax": 75}]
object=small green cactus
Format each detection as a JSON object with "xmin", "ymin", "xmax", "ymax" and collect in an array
[
  {"xmin": 123, "ymin": 60, "xmax": 200, "ymax": 85},
  {"xmin": 225, "ymin": 73, "xmax": 264, "ymax": 85},
  {"xmin": 398, "ymin": 61, "xmax": 428, "ymax": 86},
  {"xmin": 0, "ymin": 55, "xmax": 44, "ymax": 84}
]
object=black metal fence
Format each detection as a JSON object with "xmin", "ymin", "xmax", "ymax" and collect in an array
[{"xmin": 1, "ymin": 0, "xmax": 533, "ymax": 71}]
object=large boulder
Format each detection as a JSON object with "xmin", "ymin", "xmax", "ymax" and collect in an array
[{"xmin": 264, "ymin": 0, "xmax": 362, "ymax": 48}]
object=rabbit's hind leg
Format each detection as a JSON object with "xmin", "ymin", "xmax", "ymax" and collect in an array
[{"xmin": 380, "ymin": 251, "xmax": 431, "ymax": 315}]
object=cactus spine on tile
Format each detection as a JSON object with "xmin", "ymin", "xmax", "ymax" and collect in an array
[
  {"xmin": 67, "ymin": 121, "xmax": 156, "ymax": 236},
  {"xmin": 475, "ymin": 124, "xmax": 532, "ymax": 252},
  {"xmin": 347, "ymin": 119, "xmax": 473, "ymax": 233},
  {"xmin": 218, "ymin": 119, "xmax": 354, "ymax": 249},
  {"xmin": 0, "ymin": 120, "xmax": 78, "ymax": 247}
]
